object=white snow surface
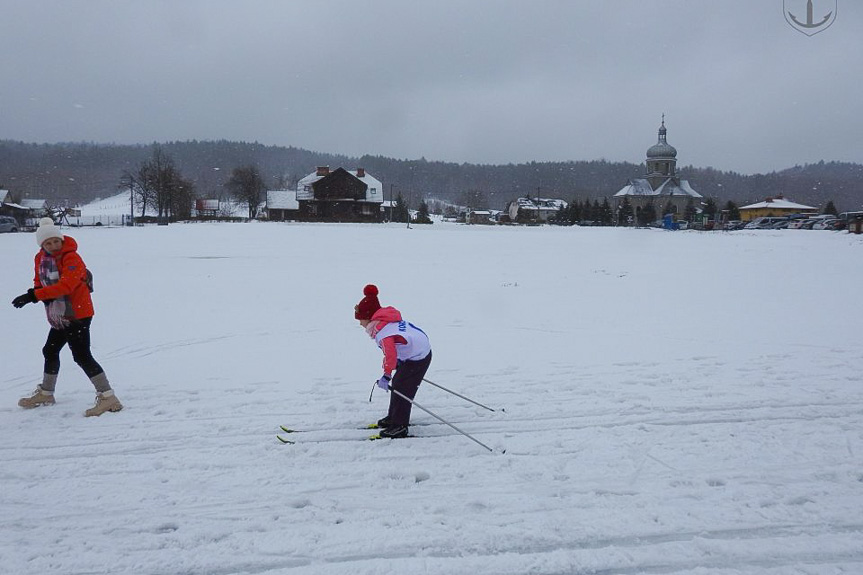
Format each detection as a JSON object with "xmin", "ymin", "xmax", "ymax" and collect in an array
[{"xmin": 2, "ymin": 223, "xmax": 862, "ymax": 575}]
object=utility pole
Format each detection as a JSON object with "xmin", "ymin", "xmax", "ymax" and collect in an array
[
  {"xmin": 407, "ymin": 188, "xmax": 412, "ymax": 229},
  {"xmin": 408, "ymin": 163, "xmax": 415, "ymax": 229}
]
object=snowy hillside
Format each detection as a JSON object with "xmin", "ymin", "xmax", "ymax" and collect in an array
[
  {"xmin": 64, "ymin": 191, "xmax": 138, "ymax": 226},
  {"xmin": 69, "ymin": 191, "xmax": 248, "ymax": 225},
  {"xmin": 2, "ymin": 223, "xmax": 862, "ymax": 574}
]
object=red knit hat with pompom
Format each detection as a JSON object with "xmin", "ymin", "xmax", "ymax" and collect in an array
[{"xmin": 354, "ymin": 284, "xmax": 382, "ymax": 320}]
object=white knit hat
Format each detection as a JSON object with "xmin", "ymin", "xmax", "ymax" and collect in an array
[{"xmin": 35, "ymin": 217, "xmax": 63, "ymax": 247}]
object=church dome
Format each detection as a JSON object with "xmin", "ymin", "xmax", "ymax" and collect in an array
[
  {"xmin": 646, "ymin": 141, "xmax": 677, "ymax": 158},
  {"xmin": 646, "ymin": 121, "xmax": 677, "ymax": 159}
]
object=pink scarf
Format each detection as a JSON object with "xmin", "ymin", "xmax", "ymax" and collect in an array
[
  {"xmin": 38, "ymin": 251, "xmax": 71, "ymax": 329},
  {"xmin": 365, "ymin": 320, "xmax": 383, "ymax": 339}
]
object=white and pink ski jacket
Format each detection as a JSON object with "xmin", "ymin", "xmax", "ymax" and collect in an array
[{"xmin": 367, "ymin": 306, "xmax": 431, "ymax": 376}]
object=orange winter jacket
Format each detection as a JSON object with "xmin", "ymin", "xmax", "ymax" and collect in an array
[{"xmin": 32, "ymin": 236, "xmax": 94, "ymax": 320}]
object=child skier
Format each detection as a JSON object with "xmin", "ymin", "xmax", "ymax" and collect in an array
[
  {"xmin": 355, "ymin": 284, "xmax": 432, "ymax": 438},
  {"xmin": 11, "ymin": 217, "xmax": 123, "ymax": 416}
]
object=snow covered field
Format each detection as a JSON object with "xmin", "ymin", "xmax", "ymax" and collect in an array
[{"xmin": 2, "ymin": 222, "xmax": 862, "ymax": 575}]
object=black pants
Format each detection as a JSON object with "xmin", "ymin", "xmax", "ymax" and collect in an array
[
  {"xmin": 43, "ymin": 317, "xmax": 104, "ymax": 378},
  {"xmin": 388, "ymin": 351, "xmax": 432, "ymax": 426}
]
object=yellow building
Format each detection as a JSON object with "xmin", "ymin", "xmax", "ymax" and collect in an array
[{"xmin": 739, "ymin": 196, "xmax": 817, "ymax": 221}]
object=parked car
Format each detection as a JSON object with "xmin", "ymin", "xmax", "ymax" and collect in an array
[
  {"xmin": 771, "ymin": 219, "xmax": 791, "ymax": 229},
  {"xmin": 744, "ymin": 217, "xmax": 786, "ymax": 230},
  {"xmin": 0, "ymin": 215, "xmax": 20, "ymax": 233},
  {"xmin": 812, "ymin": 218, "xmax": 839, "ymax": 230},
  {"xmin": 838, "ymin": 211, "xmax": 863, "ymax": 222}
]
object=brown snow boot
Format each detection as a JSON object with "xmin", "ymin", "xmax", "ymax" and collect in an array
[
  {"xmin": 18, "ymin": 386, "xmax": 56, "ymax": 409},
  {"xmin": 85, "ymin": 390, "xmax": 123, "ymax": 417}
]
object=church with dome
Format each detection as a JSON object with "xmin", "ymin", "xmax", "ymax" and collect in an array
[{"xmin": 614, "ymin": 117, "xmax": 702, "ymax": 221}]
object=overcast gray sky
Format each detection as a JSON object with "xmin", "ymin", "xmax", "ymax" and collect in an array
[{"xmin": 0, "ymin": 1, "xmax": 859, "ymax": 174}]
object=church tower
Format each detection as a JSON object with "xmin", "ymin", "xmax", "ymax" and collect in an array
[{"xmin": 645, "ymin": 116, "xmax": 678, "ymax": 189}]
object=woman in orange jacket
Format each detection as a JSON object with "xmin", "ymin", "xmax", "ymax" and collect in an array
[{"xmin": 11, "ymin": 218, "xmax": 122, "ymax": 416}]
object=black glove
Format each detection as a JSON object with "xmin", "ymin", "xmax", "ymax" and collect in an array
[{"xmin": 12, "ymin": 289, "xmax": 37, "ymax": 308}]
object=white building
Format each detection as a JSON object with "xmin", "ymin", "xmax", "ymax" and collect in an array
[{"xmin": 507, "ymin": 197, "xmax": 567, "ymax": 223}]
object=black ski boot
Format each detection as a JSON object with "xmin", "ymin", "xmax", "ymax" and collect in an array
[
  {"xmin": 376, "ymin": 416, "xmax": 393, "ymax": 429},
  {"xmin": 380, "ymin": 424, "xmax": 409, "ymax": 439}
]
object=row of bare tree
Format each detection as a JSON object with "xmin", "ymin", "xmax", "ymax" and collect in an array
[{"xmin": 121, "ymin": 146, "xmax": 266, "ymax": 220}]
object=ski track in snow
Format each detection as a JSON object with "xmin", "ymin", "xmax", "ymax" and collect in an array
[{"xmin": 2, "ymin": 223, "xmax": 862, "ymax": 575}]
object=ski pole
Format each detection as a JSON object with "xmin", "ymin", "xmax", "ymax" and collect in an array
[
  {"xmin": 388, "ymin": 386, "xmax": 496, "ymax": 453},
  {"xmin": 422, "ymin": 377, "xmax": 501, "ymax": 412}
]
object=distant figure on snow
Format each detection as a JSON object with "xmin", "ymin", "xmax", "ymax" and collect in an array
[
  {"xmin": 354, "ymin": 284, "xmax": 432, "ymax": 438},
  {"xmin": 11, "ymin": 217, "xmax": 123, "ymax": 417}
]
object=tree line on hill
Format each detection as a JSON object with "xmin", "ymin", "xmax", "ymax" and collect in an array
[{"xmin": 1, "ymin": 140, "xmax": 860, "ymax": 215}]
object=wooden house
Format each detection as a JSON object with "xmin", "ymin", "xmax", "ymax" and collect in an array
[
  {"xmin": 266, "ymin": 190, "xmax": 299, "ymax": 221},
  {"xmin": 296, "ymin": 167, "xmax": 383, "ymax": 222},
  {"xmin": 466, "ymin": 210, "xmax": 494, "ymax": 225}
]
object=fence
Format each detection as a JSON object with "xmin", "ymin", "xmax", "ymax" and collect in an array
[{"xmin": 63, "ymin": 214, "xmax": 132, "ymax": 227}]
